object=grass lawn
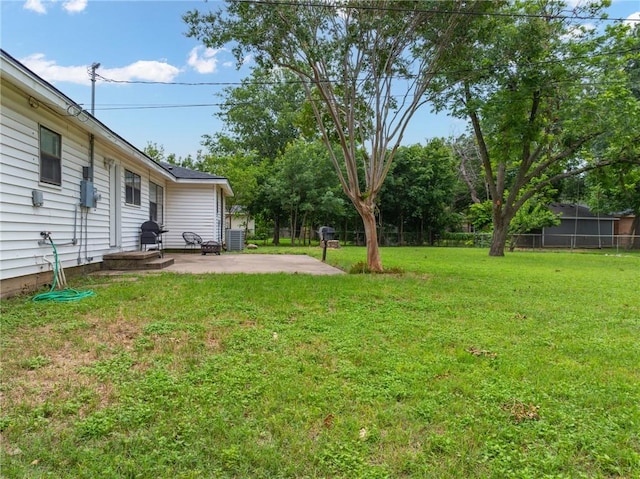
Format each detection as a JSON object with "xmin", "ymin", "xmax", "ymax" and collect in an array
[{"xmin": 1, "ymin": 247, "xmax": 638, "ymax": 478}]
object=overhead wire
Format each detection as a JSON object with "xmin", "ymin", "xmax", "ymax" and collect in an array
[
  {"xmin": 87, "ymin": 46, "xmax": 638, "ymax": 112},
  {"xmin": 233, "ymin": 0, "xmax": 640, "ymax": 23},
  {"xmin": 93, "ymin": 47, "xmax": 637, "ymax": 87}
]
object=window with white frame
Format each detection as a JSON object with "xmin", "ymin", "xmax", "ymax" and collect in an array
[
  {"xmin": 149, "ymin": 181, "xmax": 164, "ymax": 223},
  {"xmin": 125, "ymin": 169, "xmax": 141, "ymax": 205},
  {"xmin": 39, "ymin": 125, "xmax": 62, "ymax": 186}
]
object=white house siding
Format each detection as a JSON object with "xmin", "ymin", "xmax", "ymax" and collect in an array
[
  {"xmin": 0, "ymin": 68, "xmax": 171, "ymax": 283},
  {"xmin": 0, "ymin": 80, "xmax": 111, "ymax": 281},
  {"xmin": 164, "ymin": 184, "xmax": 219, "ymax": 248},
  {"xmin": 2, "ymin": 51, "xmax": 232, "ymax": 294}
]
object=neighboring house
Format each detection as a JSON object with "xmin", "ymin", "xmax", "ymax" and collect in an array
[
  {"xmin": 613, "ymin": 211, "xmax": 638, "ymax": 249},
  {"xmin": 0, "ymin": 50, "xmax": 232, "ymax": 297},
  {"xmin": 225, "ymin": 205, "xmax": 255, "ymax": 235},
  {"xmin": 541, "ymin": 203, "xmax": 616, "ymax": 248}
]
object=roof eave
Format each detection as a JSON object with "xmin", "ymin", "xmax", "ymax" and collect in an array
[
  {"xmin": 172, "ymin": 178, "xmax": 234, "ymax": 196},
  {"xmin": 1, "ymin": 49, "xmax": 173, "ymax": 181}
]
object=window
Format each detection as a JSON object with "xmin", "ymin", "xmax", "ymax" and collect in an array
[
  {"xmin": 149, "ymin": 181, "xmax": 164, "ymax": 223},
  {"xmin": 125, "ymin": 169, "xmax": 141, "ymax": 205},
  {"xmin": 39, "ymin": 126, "xmax": 61, "ymax": 185}
]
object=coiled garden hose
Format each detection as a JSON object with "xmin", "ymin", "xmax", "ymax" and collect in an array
[{"xmin": 31, "ymin": 235, "xmax": 95, "ymax": 303}]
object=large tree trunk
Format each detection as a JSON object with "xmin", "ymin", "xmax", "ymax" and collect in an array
[
  {"xmin": 354, "ymin": 199, "xmax": 382, "ymax": 272},
  {"xmin": 490, "ymin": 224, "xmax": 509, "ymax": 256},
  {"xmin": 490, "ymin": 203, "xmax": 517, "ymax": 256},
  {"xmin": 290, "ymin": 208, "xmax": 297, "ymax": 246},
  {"xmin": 272, "ymin": 216, "xmax": 280, "ymax": 246}
]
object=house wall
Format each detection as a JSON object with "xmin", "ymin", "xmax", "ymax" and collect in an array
[
  {"xmin": 226, "ymin": 214, "xmax": 256, "ymax": 235},
  {"xmin": 112, "ymin": 161, "xmax": 168, "ymax": 252},
  {"xmin": 0, "ymin": 79, "xmax": 114, "ymax": 284},
  {"xmin": 615, "ymin": 216, "xmax": 635, "ymax": 236},
  {"xmin": 0, "ymin": 74, "xmax": 170, "ymax": 293},
  {"xmin": 2, "ymin": 53, "xmax": 231, "ymax": 296},
  {"xmin": 164, "ymin": 184, "xmax": 222, "ymax": 248}
]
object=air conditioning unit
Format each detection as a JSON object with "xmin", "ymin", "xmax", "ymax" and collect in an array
[{"xmin": 225, "ymin": 229, "xmax": 245, "ymax": 251}]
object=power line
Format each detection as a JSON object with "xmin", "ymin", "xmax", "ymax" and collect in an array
[
  {"xmin": 93, "ymin": 48, "xmax": 639, "ymax": 87},
  {"xmin": 90, "ymin": 78, "xmax": 635, "ymax": 112},
  {"xmin": 96, "ymin": 103, "xmax": 221, "ymax": 111},
  {"xmin": 233, "ymin": 0, "xmax": 640, "ymax": 23}
]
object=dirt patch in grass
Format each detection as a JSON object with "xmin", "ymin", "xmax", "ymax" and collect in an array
[
  {"xmin": 2, "ymin": 317, "xmax": 143, "ymax": 410},
  {"xmin": 503, "ymin": 400, "xmax": 540, "ymax": 423}
]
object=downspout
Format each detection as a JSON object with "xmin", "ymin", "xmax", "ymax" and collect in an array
[
  {"xmin": 220, "ymin": 189, "xmax": 224, "ymax": 242},
  {"xmin": 85, "ymin": 133, "xmax": 95, "ymax": 263},
  {"xmin": 89, "ymin": 133, "xmax": 95, "ymax": 181}
]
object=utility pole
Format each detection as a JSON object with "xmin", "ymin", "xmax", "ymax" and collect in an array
[{"xmin": 90, "ymin": 62, "xmax": 100, "ymax": 116}]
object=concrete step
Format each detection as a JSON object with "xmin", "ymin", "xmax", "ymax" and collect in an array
[
  {"xmin": 102, "ymin": 251, "xmax": 174, "ymax": 271},
  {"xmin": 104, "ymin": 251, "xmax": 161, "ymax": 261},
  {"xmin": 138, "ymin": 257, "xmax": 175, "ymax": 270}
]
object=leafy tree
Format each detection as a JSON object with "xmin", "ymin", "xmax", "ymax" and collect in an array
[
  {"xmin": 202, "ymin": 67, "xmax": 307, "ymax": 160},
  {"xmin": 197, "ymin": 151, "xmax": 262, "ymax": 232},
  {"xmin": 262, "ymin": 140, "xmax": 345, "ymax": 245},
  {"xmin": 468, "ymin": 197, "xmax": 560, "ymax": 251},
  {"xmin": 379, "ymin": 140, "xmax": 459, "ymax": 244},
  {"xmin": 437, "ymin": 0, "xmax": 640, "ymax": 256},
  {"xmin": 196, "ymin": 67, "xmax": 311, "ymax": 243},
  {"xmin": 586, "ymin": 163, "xmax": 640, "ymax": 248},
  {"xmin": 184, "ymin": 0, "xmax": 486, "ymax": 271},
  {"xmin": 450, "ymin": 134, "xmax": 489, "ymax": 206},
  {"xmin": 587, "ymin": 22, "xmax": 640, "ymax": 248},
  {"xmin": 507, "ymin": 200, "xmax": 560, "ymax": 251},
  {"xmin": 143, "ymin": 141, "xmax": 187, "ymax": 165}
]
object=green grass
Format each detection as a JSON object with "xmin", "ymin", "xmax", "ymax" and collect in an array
[{"xmin": 1, "ymin": 247, "xmax": 639, "ymax": 478}]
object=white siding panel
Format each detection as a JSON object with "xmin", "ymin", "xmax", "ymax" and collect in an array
[
  {"xmin": 1, "ymin": 81, "xmax": 114, "ymax": 280},
  {"xmin": 2, "ymin": 65, "xmax": 230, "ymax": 283},
  {"xmin": 164, "ymin": 185, "xmax": 217, "ymax": 248}
]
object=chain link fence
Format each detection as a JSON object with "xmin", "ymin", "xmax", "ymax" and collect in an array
[{"xmin": 248, "ymin": 228, "xmax": 639, "ymax": 251}]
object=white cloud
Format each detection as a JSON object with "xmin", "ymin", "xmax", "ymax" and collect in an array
[
  {"xmin": 21, "ymin": 53, "xmax": 91, "ymax": 84},
  {"xmin": 106, "ymin": 61, "xmax": 181, "ymax": 83},
  {"xmin": 625, "ymin": 12, "xmax": 640, "ymax": 30},
  {"xmin": 221, "ymin": 54, "xmax": 253, "ymax": 69},
  {"xmin": 20, "ymin": 53, "xmax": 181, "ymax": 85},
  {"xmin": 562, "ymin": 0, "xmax": 598, "ymax": 7},
  {"xmin": 62, "ymin": 0, "xmax": 88, "ymax": 13},
  {"xmin": 23, "ymin": 0, "xmax": 87, "ymax": 14},
  {"xmin": 561, "ymin": 22, "xmax": 596, "ymax": 40},
  {"xmin": 23, "ymin": 0, "xmax": 46, "ymax": 14},
  {"xmin": 187, "ymin": 46, "xmax": 222, "ymax": 74}
]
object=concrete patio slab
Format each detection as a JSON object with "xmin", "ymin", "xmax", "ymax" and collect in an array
[{"xmin": 114, "ymin": 253, "xmax": 345, "ymax": 275}]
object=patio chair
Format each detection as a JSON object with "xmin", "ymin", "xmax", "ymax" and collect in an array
[
  {"xmin": 140, "ymin": 220, "xmax": 166, "ymax": 256},
  {"xmin": 182, "ymin": 232, "xmax": 203, "ymax": 253}
]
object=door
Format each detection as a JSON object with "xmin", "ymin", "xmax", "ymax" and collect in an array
[{"xmin": 109, "ymin": 164, "xmax": 121, "ymax": 247}]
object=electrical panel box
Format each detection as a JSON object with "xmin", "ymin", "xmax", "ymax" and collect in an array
[
  {"xmin": 32, "ymin": 189, "xmax": 44, "ymax": 207},
  {"xmin": 80, "ymin": 180, "xmax": 96, "ymax": 208}
]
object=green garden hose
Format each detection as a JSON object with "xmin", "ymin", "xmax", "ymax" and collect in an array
[{"xmin": 31, "ymin": 235, "xmax": 95, "ymax": 303}]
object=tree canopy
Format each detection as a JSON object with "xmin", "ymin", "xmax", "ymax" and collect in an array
[
  {"xmin": 437, "ymin": 0, "xmax": 640, "ymax": 256},
  {"xmin": 379, "ymin": 140, "xmax": 459, "ymax": 245},
  {"xmin": 184, "ymin": 0, "xmax": 488, "ymax": 270}
]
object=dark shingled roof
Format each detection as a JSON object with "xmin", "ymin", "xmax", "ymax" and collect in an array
[
  {"xmin": 548, "ymin": 203, "xmax": 614, "ymax": 219},
  {"xmin": 159, "ymin": 162, "xmax": 226, "ymax": 180}
]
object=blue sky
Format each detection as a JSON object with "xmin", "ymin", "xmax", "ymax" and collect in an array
[{"xmin": 2, "ymin": 0, "xmax": 639, "ymax": 160}]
